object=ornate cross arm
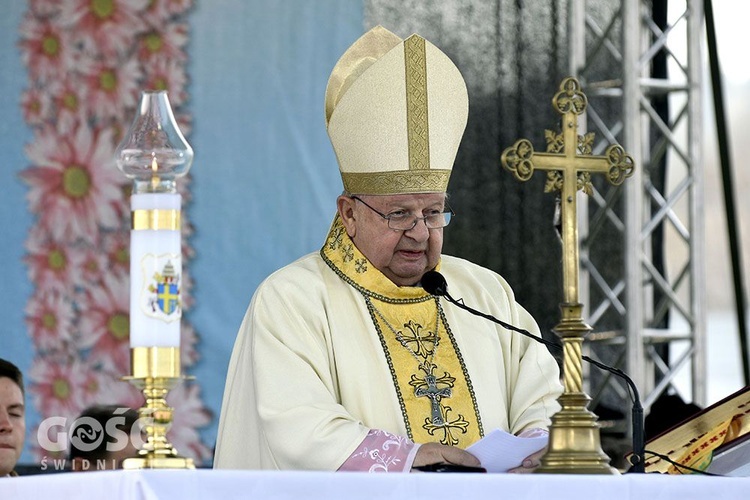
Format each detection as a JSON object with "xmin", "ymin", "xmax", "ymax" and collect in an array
[{"xmin": 503, "ymin": 140, "xmax": 634, "ymax": 189}]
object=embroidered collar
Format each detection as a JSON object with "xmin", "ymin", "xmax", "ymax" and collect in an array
[{"xmin": 320, "ymin": 214, "xmax": 439, "ymax": 303}]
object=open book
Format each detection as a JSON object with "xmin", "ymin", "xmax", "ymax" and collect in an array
[{"xmin": 638, "ymin": 385, "xmax": 750, "ymax": 474}]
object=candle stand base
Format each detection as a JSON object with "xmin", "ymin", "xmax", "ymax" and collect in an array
[{"xmin": 122, "ymin": 347, "xmax": 195, "ymax": 470}]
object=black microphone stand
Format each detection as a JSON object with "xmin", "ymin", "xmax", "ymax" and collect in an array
[{"xmin": 439, "ymin": 290, "xmax": 646, "ymax": 473}]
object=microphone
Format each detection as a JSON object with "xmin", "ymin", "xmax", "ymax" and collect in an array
[
  {"xmin": 421, "ymin": 270, "xmax": 646, "ymax": 473},
  {"xmin": 421, "ymin": 269, "xmax": 448, "ymax": 297}
]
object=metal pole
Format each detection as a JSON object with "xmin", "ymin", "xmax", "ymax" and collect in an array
[{"xmin": 704, "ymin": 0, "xmax": 750, "ymax": 385}]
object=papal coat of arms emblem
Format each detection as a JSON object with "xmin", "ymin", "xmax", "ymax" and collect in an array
[{"xmin": 141, "ymin": 257, "xmax": 181, "ymax": 323}]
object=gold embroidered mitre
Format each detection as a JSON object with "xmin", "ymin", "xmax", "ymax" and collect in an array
[{"xmin": 325, "ymin": 26, "xmax": 469, "ymax": 195}]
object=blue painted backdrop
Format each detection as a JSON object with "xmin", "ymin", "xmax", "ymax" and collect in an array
[{"xmin": 0, "ymin": 0, "xmax": 364, "ymax": 463}]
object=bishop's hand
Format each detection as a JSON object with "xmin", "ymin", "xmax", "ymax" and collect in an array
[
  {"xmin": 411, "ymin": 442, "xmax": 481, "ymax": 471},
  {"xmin": 507, "ymin": 445, "xmax": 547, "ymax": 474}
]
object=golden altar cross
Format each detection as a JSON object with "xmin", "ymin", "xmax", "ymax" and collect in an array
[{"xmin": 501, "ymin": 77, "xmax": 634, "ymax": 474}]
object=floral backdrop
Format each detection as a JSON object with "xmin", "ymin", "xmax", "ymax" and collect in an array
[{"xmin": 17, "ymin": 0, "xmax": 212, "ymax": 464}]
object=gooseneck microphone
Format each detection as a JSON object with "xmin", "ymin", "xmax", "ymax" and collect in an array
[
  {"xmin": 423, "ymin": 271, "xmax": 561, "ymax": 351},
  {"xmin": 421, "ymin": 270, "xmax": 646, "ymax": 473}
]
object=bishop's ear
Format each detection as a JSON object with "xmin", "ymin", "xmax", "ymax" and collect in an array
[{"xmin": 337, "ymin": 195, "xmax": 357, "ymax": 238}]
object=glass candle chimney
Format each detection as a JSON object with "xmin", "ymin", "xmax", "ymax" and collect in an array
[{"xmin": 115, "ymin": 90, "xmax": 193, "ymax": 193}]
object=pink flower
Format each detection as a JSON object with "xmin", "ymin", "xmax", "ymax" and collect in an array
[
  {"xmin": 169, "ymin": 0, "xmax": 193, "ymax": 15},
  {"xmin": 176, "ymin": 173, "xmax": 192, "ymax": 202},
  {"xmin": 29, "ymin": 357, "xmax": 89, "ymax": 420},
  {"xmin": 181, "ymin": 209, "xmax": 194, "ymax": 239},
  {"xmin": 79, "ymin": 244, "xmax": 111, "ymax": 285},
  {"xmin": 180, "ymin": 270, "xmax": 194, "ymax": 310},
  {"xmin": 25, "ymin": 289, "xmax": 75, "ymax": 353},
  {"xmin": 24, "ymin": 226, "xmax": 84, "ymax": 292},
  {"xmin": 138, "ymin": 23, "xmax": 188, "ymax": 62},
  {"xmin": 18, "ymin": 13, "xmax": 76, "ymax": 84},
  {"xmin": 48, "ymin": 77, "xmax": 88, "ymax": 135},
  {"xmin": 142, "ymin": 57, "xmax": 188, "ymax": 107},
  {"xmin": 79, "ymin": 56, "xmax": 142, "ymax": 122},
  {"xmin": 181, "ymin": 239, "xmax": 195, "ymax": 265},
  {"xmin": 21, "ymin": 87, "xmax": 52, "ymax": 126},
  {"xmin": 157, "ymin": 0, "xmax": 193, "ymax": 18},
  {"xmin": 21, "ymin": 125, "xmax": 125, "ymax": 243},
  {"xmin": 80, "ymin": 369, "xmax": 144, "ymax": 410},
  {"xmin": 28, "ymin": 0, "xmax": 62, "ymax": 17},
  {"xmin": 59, "ymin": 0, "xmax": 149, "ymax": 57},
  {"xmin": 77, "ymin": 273, "xmax": 131, "ymax": 374},
  {"xmin": 166, "ymin": 382, "xmax": 212, "ymax": 465},
  {"xmin": 102, "ymin": 231, "xmax": 130, "ymax": 278},
  {"xmin": 140, "ymin": 0, "xmax": 171, "ymax": 25},
  {"xmin": 180, "ymin": 322, "xmax": 199, "ymax": 368}
]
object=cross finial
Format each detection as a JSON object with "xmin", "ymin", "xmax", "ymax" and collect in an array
[{"xmin": 501, "ymin": 76, "xmax": 634, "ymax": 305}]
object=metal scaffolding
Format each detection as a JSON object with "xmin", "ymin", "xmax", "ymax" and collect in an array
[{"xmin": 569, "ymin": 0, "xmax": 706, "ymax": 425}]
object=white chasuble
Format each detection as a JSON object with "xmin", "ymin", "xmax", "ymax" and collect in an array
[{"xmin": 214, "ymin": 216, "xmax": 562, "ymax": 470}]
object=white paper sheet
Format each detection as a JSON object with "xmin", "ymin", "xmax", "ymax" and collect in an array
[{"xmin": 466, "ymin": 429, "xmax": 548, "ymax": 473}]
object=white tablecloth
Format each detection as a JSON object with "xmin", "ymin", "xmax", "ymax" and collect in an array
[{"xmin": 1, "ymin": 469, "xmax": 749, "ymax": 499}]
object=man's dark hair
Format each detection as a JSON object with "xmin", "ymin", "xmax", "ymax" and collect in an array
[
  {"xmin": 68, "ymin": 405, "xmax": 139, "ymax": 461},
  {"xmin": 0, "ymin": 358, "xmax": 24, "ymax": 395}
]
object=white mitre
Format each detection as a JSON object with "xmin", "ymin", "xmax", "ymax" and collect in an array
[{"xmin": 325, "ymin": 25, "xmax": 469, "ymax": 195}]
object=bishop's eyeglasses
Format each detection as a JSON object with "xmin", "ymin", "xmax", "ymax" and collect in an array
[{"xmin": 351, "ymin": 196, "xmax": 454, "ymax": 231}]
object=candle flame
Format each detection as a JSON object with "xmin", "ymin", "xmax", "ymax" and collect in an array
[{"xmin": 151, "ymin": 157, "xmax": 160, "ymax": 190}]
